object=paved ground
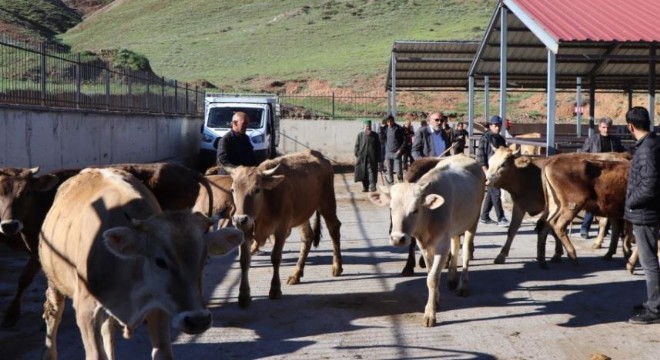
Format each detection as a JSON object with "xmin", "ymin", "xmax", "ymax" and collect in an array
[{"xmin": 2, "ymin": 172, "xmax": 660, "ymax": 359}]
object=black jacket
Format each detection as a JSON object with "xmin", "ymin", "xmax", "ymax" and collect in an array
[
  {"xmin": 624, "ymin": 132, "xmax": 660, "ymax": 225},
  {"xmin": 216, "ymin": 130, "xmax": 257, "ymax": 168},
  {"xmin": 477, "ymin": 131, "xmax": 506, "ymax": 168}
]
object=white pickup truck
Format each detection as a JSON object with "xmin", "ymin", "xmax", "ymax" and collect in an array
[{"xmin": 199, "ymin": 93, "xmax": 280, "ymax": 170}]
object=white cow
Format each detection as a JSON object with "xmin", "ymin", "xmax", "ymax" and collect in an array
[
  {"xmin": 39, "ymin": 168, "xmax": 243, "ymax": 359},
  {"xmin": 370, "ymin": 155, "xmax": 485, "ymax": 327}
]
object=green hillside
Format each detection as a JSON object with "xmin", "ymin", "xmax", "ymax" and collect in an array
[{"xmin": 60, "ymin": 0, "xmax": 495, "ymax": 90}]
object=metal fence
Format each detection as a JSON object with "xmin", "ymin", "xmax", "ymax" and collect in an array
[
  {"xmin": 280, "ymin": 93, "xmax": 388, "ymax": 119},
  {"xmin": 0, "ymin": 35, "xmax": 203, "ymax": 115}
]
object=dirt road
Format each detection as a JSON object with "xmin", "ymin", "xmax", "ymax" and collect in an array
[{"xmin": 1, "ymin": 172, "xmax": 659, "ymax": 359}]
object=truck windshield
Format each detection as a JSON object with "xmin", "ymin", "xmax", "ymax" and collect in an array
[{"xmin": 207, "ymin": 107, "xmax": 264, "ymax": 129}]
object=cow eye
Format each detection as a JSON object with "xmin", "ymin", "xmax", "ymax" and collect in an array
[{"xmin": 155, "ymin": 258, "xmax": 169, "ymax": 270}]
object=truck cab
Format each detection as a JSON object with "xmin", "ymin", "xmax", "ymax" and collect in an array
[{"xmin": 199, "ymin": 93, "xmax": 280, "ymax": 170}]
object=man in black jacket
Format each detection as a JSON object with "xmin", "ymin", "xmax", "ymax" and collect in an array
[
  {"xmin": 579, "ymin": 117, "xmax": 626, "ymax": 239},
  {"xmin": 411, "ymin": 112, "xmax": 451, "ymax": 160},
  {"xmin": 624, "ymin": 106, "xmax": 660, "ymax": 325},
  {"xmin": 477, "ymin": 115, "xmax": 509, "ymax": 227},
  {"xmin": 216, "ymin": 112, "xmax": 257, "ymax": 172}
]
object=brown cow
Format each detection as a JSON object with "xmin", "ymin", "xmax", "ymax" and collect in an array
[
  {"xmin": 39, "ymin": 168, "xmax": 243, "ymax": 359},
  {"xmin": 193, "ymin": 175, "xmax": 234, "ymax": 228},
  {"xmin": 536, "ymin": 152, "xmax": 630, "ymax": 267},
  {"xmin": 0, "ymin": 167, "xmax": 79, "ymax": 327},
  {"xmin": 228, "ymin": 149, "xmax": 342, "ymax": 308}
]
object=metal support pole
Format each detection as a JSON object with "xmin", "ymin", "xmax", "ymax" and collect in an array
[
  {"xmin": 576, "ymin": 77, "xmax": 582, "ymax": 138},
  {"xmin": 484, "ymin": 75, "xmax": 490, "ymax": 122},
  {"xmin": 75, "ymin": 53, "xmax": 81, "ymax": 109},
  {"xmin": 391, "ymin": 54, "xmax": 397, "ymax": 118},
  {"xmin": 40, "ymin": 43, "xmax": 46, "ymax": 106},
  {"xmin": 546, "ymin": 50, "xmax": 557, "ymax": 155},
  {"xmin": 468, "ymin": 76, "xmax": 475, "ymax": 155},
  {"xmin": 174, "ymin": 80, "xmax": 178, "ymax": 113},
  {"xmin": 499, "ymin": 6, "xmax": 508, "ymax": 136},
  {"xmin": 649, "ymin": 44, "xmax": 656, "ymax": 124},
  {"xmin": 589, "ymin": 78, "xmax": 596, "ymax": 137},
  {"xmin": 161, "ymin": 76, "xmax": 165, "ymax": 113},
  {"xmin": 628, "ymin": 88, "xmax": 633, "ymax": 110}
]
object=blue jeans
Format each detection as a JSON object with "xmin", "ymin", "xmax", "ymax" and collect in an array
[
  {"xmin": 581, "ymin": 211, "xmax": 610, "ymax": 234},
  {"xmin": 385, "ymin": 152, "xmax": 403, "ymax": 183},
  {"xmin": 634, "ymin": 223, "xmax": 660, "ymax": 312}
]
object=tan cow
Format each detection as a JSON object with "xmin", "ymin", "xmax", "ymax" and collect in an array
[
  {"xmin": 370, "ymin": 155, "xmax": 485, "ymax": 327},
  {"xmin": 39, "ymin": 168, "xmax": 243, "ymax": 359},
  {"xmin": 536, "ymin": 153, "xmax": 631, "ymax": 267},
  {"xmin": 227, "ymin": 149, "xmax": 342, "ymax": 308},
  {"xmin": 0, "ymin": 167, "xmax": 79, "ymax": 327},
  {"xmin": 193, "ymin": 175, "xmax": 234, "ymax": 229}
]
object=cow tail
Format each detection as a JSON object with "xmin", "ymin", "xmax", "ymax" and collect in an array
[
  {"xmin": 200, "ymin": 176, "xmax": 214, "ymax": 218},
  {"xmin": 312, "ymin": 211, "xmax": 322, "ymax": 248}
]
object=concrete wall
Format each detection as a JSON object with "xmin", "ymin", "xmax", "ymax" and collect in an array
[{"xmin": 0, "ymin": 105, "xmax": 202, "ymax": 173}]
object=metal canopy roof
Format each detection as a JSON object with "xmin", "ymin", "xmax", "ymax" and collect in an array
[
  {"xmin": 385, "ymin": 41, "xmax": 479, "ymax": 91},
  {"xmin": 469, "ymin": 0, "xmax": 660, "ymax": 91}
]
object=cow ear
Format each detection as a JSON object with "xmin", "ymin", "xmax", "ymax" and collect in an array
[
  {"xmin": 423, "ymin": 194, "xmax": 445, "ymax": 209},
  {"xmin": 514, "ymin": 155, "xmax": 531, "ymax": 168},
  {"xmin": 369, "ymin": 191, "xmax": 390, "ymax": 207},
  {"xmin": 192, "ymin": 212, "xmax": 214, "ymax": 229},
  {"xmin": 103, "ymin": 227, "xmax": 147, "ymax": 259},
  {"xmin": 32, "ymin": 174, "xmax": 59, "ymax": 192},
  {"xmin": 206, "ymin": 227, "xmax": 244, "ymax": 256},
  {"xmin": 262, "ymin": 175, "xmax": 284, "ymax": 190}
]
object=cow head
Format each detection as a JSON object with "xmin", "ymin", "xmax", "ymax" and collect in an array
[
  {"xmin": 227, "ymin": 165, "xmax": 284, "ymax": 231},
  {"xmin": 103, "ymin": 211, "xmax": 243, "ymax": 335},
  {"xmin": 370, "ymin": 183, "xmax": 445, "ymax": 247},
  {"xmin": 486, "ymin": 147, "xmax": 522, "ymax": 186},
  {"xmin": 0, "ymin": 167, "xmax": 58, "ymax": 236}
]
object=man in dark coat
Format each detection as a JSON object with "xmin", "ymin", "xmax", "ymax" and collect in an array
[
  {"xmin": 216, "ymin": 111, "xmax": 257, "ymax": 173},
  {"xmin": 354, "ymin": 120, "xmax": 381, "ymax": 192},
  {"xmin": 624, "ymin": 106, "xmax": 660, "ymax": 325},
  {"xmin": 477, "ymin": 115, "xmax": 509, "ymax": 227},
  {"xmin": 579, "ymin": 117, "xmax": 626, "ymax": 239},
  {"xmin": 411, "ymin": 112, "xmax": 451, "ymax": 160}
]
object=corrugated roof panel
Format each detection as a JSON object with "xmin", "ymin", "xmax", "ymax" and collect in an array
[{"xmin": 509, "ymin": 0, "xmax": 660, "ymax": 42}]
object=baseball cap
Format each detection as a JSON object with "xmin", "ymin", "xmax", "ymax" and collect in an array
[{"xmin": 489, "ymin": 115, "xmax": 503, "ymax": 125}]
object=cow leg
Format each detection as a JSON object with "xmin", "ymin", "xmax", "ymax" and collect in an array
[
  {"xmin": 495, "ymin": 204, "xmax": 525, "ymax": 264},
  {"xmin": 42, "ymin": 285, "xmax": 65, "ymax": 360},
  {"xmin": 146, "ymin": 310, "xmax": 174, "ymax": 360},
  {"xmin": 447, "ymin": 236, "xmax": 460, "ymax": 290},
  {"xmin": 320, "ymin": 205, "xmax": 343, "ymax": 277},
  {"xmin": 423, "ymin": 239, "xmax": 450, "ymax": 327},
  {"xmin": 73, "ymin": 294, "xmax": 108, "ymax": 360},
  {"xmin": 458, "ymin": 221, "xmax": 479, "ymax": 297},
  {"xmin": 550, "ymin": 231, "xmax": 565, "ymax": 263},
  {"xmin": 536, "ymin": 219, "xmax": 553, "ymax": 269},
  {"xmin": 401, "ymin": 240, "xmax": 417, "ymax": 276},
  {"xmin": 99, "ymin": 314, "xmax": 116, "ymax": 360},
  {"xmin": 551, "ymin": 211, "xmax": 579, "ymax": 265},
  {"xmin": 627, "ymin": 247, "xmax": 639, "ymax": 274},
  {"xmin": 600, "ymin": 218, "xmax": 622, "ymax": 260},
  {"xmin": 288, "ymin": 221, "xmax": 313, "ymax": 285},
  {"xmin": 269, "ymin": 230, "xmax": 288, "ymax": 300},
  {"xmin": 2, "ymin": 253, "xmax": 41, "ymax": 327},
  {"xmin": 591, "ymin": 217, "xmax": 609, "ymax": 249},
  {"xmin": 238, "ymin": 236, "xmax": 253, "ymax": 308}
]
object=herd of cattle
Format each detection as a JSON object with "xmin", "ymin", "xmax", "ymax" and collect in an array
[{"xmin": 0, "ymin": 147, "xmax": 639, "ymax": 358}]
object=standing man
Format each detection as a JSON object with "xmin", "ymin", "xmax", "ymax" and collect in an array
[
  {"xmin": 624, "ymin": 106, "xmax": 660, "ymax": 325},
  {"xmin": 411, "ymin": 112, "xmax": 451, "ymax": 160},
  {"xmin": 477, "ymin": 115, "xmax": 509, "ymax": 227},
  {"xmin": 383, "ymin": 114, "xmax": 406, "ymax": 184},
  {"xmin": 451, "ymin": 122, "xmax": 469, "ymax": 155},
  {"xmin": 579, "ymin": 117, "xmax": 625, "ymax": 239},
  {"xmin": 354, "ymin": 120, "xmax": 381, "ymax": 192},
  {"xmin": 216, "ymin": 111, "xmax": 257, "ymax": 173}
]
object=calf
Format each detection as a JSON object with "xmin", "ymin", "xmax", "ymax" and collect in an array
[
  {"xmin": 228, "ymin": 149, "xmax": 342, "ymax": 308},
  {"xmin": 39, "ymin": 168, "xmax": 243, "ymax": 359},
  {"xmin": 370, "ymin": 155, "xmax": 485, "ymax": 327},
  {"xmin": 0, "ymin": 167, "xmax": 79, "ymax": 327},
  {"xmin": 537, "ymin": 153, "xmax": 630, "ymax": 267}
]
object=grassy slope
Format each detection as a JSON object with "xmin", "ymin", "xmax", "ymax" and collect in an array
[
  {"xmin": 60, "ymin": 0, "xmax": 494, "ymax": 88},
  {"xmin": 0, "ymin": 0, "xmax": 81, "ymax": 41}
]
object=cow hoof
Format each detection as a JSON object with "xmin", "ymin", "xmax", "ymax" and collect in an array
[
  {"xmin": 448, "ymin": 279, "xmax": 458, "ymax": 290},
  {"xmin": 287, "ymin": 275, "xmax": 301, "ymax": 285},
  {"xmin": 422, "ymin": 314, "xmax": 436, "ymax": 327},
  {"xmin": 457, "ymin": 288, "xmax": 470, "ymax": 297},
  {"xmin": 401, "ymin": 267, "xmax": 415, "ymax": 277},
  {"xmin": 332, "ymin": 265, "xmax": 343, "ymax": 277},
  {"xmin": 238, "ymin": 295, "xmax": 252, "ymax": 308},
  {"xmin": 627, "ymin": 263, "xmax": 635, "ymax": 274},
  {"xmin": 602, "ymin": 253, "xmax": 614, "ymax": 261},
  {"xmin": 269, "ymin": 289, "xmax": 282, "ymax": 300},
  {"xmin": 591, "ymin": 242, "xmax": 602, "ymax": 250},
  {"xmin": 494, "ymin": 254, "xmax": 506, "ymax": 264},
  {"xmin": 550, "ymin": 255, "xmax": 562, "ymax": 263}
]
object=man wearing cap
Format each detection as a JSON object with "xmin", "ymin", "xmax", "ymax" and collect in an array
[
  {"xmin": 411, "ymin": 112, "xmax": 452, "ymax": 160},
  {"xmin": 477, "ymin": 115, "xmax": 509, "ymax": 227},
  {"xmin": 354, "ymin": 119, "xmax": 381, "ymax": 192}
]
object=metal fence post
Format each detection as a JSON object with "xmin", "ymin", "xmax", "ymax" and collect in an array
[
  {"xmin": 185, "ymin": 83, "xmax": 189, "ymax": 114},
  {"xmin": 195, "ymin": 86, "xmax": 199, "ymax": 114},
  {"xmin": 332, "ymin": 92, "xmax": 335, "ymax": 119},
  {"xmin": 105, "ymin": 70, "xmax": 110, "ymax": 110},
  {"xmin": 161, "ymin": 76, "xmax": 165, "ymax": 113},
  {"xmin": 127, "ymin": 72, "xmax": 132, "ymax": 109},
  {"xmin": 75, "ymin": 53, "xmax": 81, "ymax": 108},
  {"xmin": 40, "ymin": 43, "xmax": 46, "ymax": 106},
  {"xmin": 174, "ymin": 80, "xmax": 178, "ymax": 113}
]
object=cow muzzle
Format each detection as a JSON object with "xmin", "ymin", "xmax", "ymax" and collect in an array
[
  {"xmin": 232, "ymin": 215, "xmax": 253, "ymax": 230},
  {"xmin": 389, "ymin": 232, "xmax": 409, "ymax": 247},
  {"xmin": 0, "ymin": 220, "xmax": 23, "ymax": 236},
  {"xmin": 173, "ymin": 309, "xmax": 212, "ymax": 335}
]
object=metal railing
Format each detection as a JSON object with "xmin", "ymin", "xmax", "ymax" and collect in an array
[
  {"xmin": 280, "ymin": 92, "xmax": 388, "ymax": 119},
  {"xmin": 0, "ymin": 34, "xmax": 203, "ymax": 115}
]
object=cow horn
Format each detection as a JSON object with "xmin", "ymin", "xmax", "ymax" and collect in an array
[
  {"xmin": 29, "ymin": 166, "xmax": 40, "ymax": 175},
  {"xmin": 261, "ymin": 164, "xmax": 280, "ymax": 177}
]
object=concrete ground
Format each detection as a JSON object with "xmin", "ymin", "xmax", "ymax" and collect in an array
[{"xmin": 1, "ymin": 172, "xmax": 660, "ymax": 359}]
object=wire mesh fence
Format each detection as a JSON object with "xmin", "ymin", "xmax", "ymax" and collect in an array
[
  {"xmin": 0, "ymin": 34, "xmax": 203, "ymax": 115},
  {"xmin": 280, "ymin": 92, "xmax": 388, "ymax": 119}
]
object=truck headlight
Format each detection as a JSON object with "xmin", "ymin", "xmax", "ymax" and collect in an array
[
  {"xmin": 252, "ymin": 135, "xmax": 264, "ymax": 144},
  {"xmin": 202, "ymin": 134, "xmax": 214, "ymax": 143}
]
